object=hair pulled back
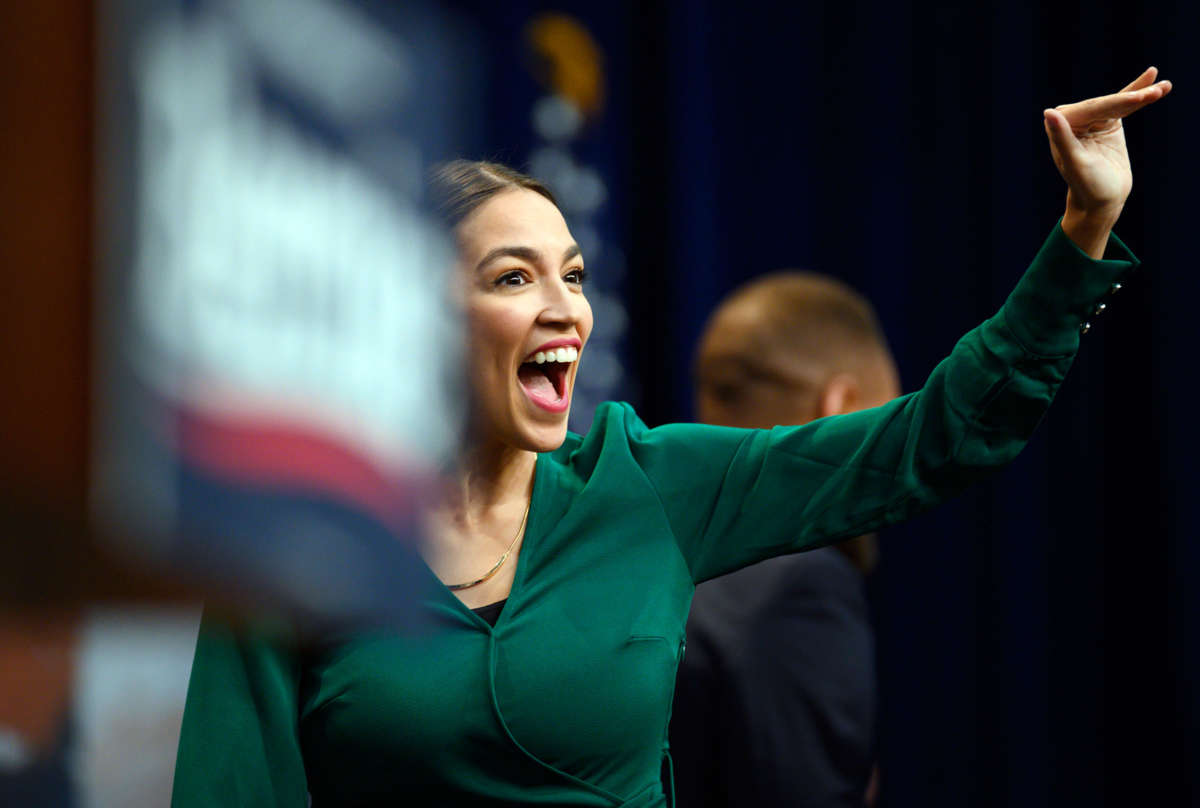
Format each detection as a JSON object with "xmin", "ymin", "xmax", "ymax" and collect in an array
[{"xmin": 430, "ymin": 160, "xmax": 558, "ymax": 229}]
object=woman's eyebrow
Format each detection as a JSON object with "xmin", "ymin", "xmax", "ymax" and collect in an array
[
  {"xmin": 476, "ymin": 244, "xmax": 582, "ymax": 271},
  {"xmin": 476, "ymin": 245, "xmax": 541, "ymax": 272}
]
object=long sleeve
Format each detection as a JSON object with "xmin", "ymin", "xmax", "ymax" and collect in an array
[
  {"xmin": 621, "ymin": 223, "xmax": 1138, "ymax": 582},
  {"xmin": 172, "ymin": 615, "xmax": 309, "ymax": 807}
]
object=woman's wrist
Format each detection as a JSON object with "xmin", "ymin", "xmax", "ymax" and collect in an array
[{"xmin": 1061, "ymin": 193, "xmax": 1124, "ymax": 259}]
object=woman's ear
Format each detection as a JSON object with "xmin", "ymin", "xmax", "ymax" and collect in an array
[{"xmin": 817, "ymin": 374, "xmax": 862, "ymax": 418}]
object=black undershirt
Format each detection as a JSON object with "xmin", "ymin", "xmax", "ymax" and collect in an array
[{"xmin": 471, "ymin": 599, "xmax": 507, "ymax": 627}]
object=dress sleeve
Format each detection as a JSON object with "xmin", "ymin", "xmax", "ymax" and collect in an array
[
  {"xmin": 171, "ymin": 614, "xmax": 309, "ymax": 807},
  {"xmin": 627, "ymin": 223, "xmax": 1139, "ymax": 583}
]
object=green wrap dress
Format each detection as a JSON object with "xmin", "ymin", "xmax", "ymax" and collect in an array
[{"xmin": 172, "ymin": 224, "xmax": 1138, "ymax": 807}]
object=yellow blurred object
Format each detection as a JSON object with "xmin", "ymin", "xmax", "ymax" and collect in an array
[{"xmin": 525, "ymin": 13, "xmax": 605, "ymax": 117}]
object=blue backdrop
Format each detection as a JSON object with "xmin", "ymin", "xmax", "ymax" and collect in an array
[{"xmin": 452, "ymin": 1, "xmax": 1199, "ymax": 804}]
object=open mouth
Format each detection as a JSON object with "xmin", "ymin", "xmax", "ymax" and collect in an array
[{"xmin": 517, "ymin": 345, "xmax": 578, "ymax": 413}]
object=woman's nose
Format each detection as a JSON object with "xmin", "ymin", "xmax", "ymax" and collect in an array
[{"xmin": 536, "ymin": 279, "xmax": 581, "ymax": 326}]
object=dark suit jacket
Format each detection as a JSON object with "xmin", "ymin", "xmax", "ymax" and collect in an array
[{"xmin": 669, "ymin": 547, "xmax": 874, "ymax": 807}]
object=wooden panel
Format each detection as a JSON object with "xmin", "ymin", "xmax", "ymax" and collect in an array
[
  {"xmin": 0, "ymin": 4, "xmax": 92, "ymax": 509},
  {"xmin": 0, "ymin": 4, "xmax": 189, "ymax": 606}
]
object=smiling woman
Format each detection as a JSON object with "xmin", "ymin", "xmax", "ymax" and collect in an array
[
  {"xmin": 416, "ymin": 163, "xmax": 594, "ymax": 607},
  {"xmin": 172, "ymin": 73, "xmax": 1170, "ymax": 808},
  {"xmin": 443, "ymin": 163, "xmax": 594, "ymax": 455}
]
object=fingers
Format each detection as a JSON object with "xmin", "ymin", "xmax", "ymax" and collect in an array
[
  {"xmin": 1119, "ymin": 66, "xmax": 1158, "ymax": 93},
  {"xmin": 1058, "ymin": 85, "xmax": 1164, "ymax": 120},
  {"xmin": 1055, "ymin": 80, "xmax": 1171, "ymax": 130},
  {"xmin": 1043, "ymin": 108, "xmax": 1084, "ymax": 161}
]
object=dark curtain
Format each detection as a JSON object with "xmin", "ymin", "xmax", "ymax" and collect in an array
[
  {"xmin": 448, "ymin": 0, "xmax": 1196, "ymax": 803},
  {"xmin": 626, "ymin": 2, "xmax": 1198, "ymax": 806}
]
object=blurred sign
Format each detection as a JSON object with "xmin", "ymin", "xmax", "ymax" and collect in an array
[{"xmin": 95, "ymin": 0, "xmax": 480, "ymax": 628}]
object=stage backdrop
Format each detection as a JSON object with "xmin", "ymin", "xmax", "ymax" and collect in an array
[{"xmin": 620, "ymin": 2, "xmax": 1199, "ymax": 806}]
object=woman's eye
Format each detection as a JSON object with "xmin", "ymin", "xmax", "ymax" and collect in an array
[
  {"xmin": 564, "ymin": 268, "xmax": 588, "ymax": 285},
  {"xmin": 495, "ymin": 271, "xmax": 527, "ymax": 288}
]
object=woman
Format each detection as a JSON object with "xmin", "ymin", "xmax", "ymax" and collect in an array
[{"xmin": 172, "ymin": 70, "xmax": 1170, "ymax": 806}]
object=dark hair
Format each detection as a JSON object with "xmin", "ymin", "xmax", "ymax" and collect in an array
[{"xmin": 429, "ymin": 160, "xmax": 558, "ymax": 228}]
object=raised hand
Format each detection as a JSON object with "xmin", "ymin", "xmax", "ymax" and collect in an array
[{"xmin": 1043, "ymin": 67, "xmax": 1171, "ymax": 258}]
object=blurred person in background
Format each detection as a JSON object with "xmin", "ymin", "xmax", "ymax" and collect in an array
[
  {"xmin": 173, "ymin": 72, "xmax": 1167, "ymax": 807},
  {"xmin": 670, "ymin": 273, "xmax": 899, "ymax": 807}
]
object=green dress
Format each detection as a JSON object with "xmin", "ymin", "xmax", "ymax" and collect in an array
[{"xmin": 172, "ymin": 225, "xmax": 1137, "ymax": 807}]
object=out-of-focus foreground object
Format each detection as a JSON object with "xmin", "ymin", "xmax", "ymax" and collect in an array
[
  {"xmin": 2, "ymin": 0, "xmax": 476, "ymax": 621},
  {"xmin": 91, "ymin": 0, "xmax": 478, "ymax": 628},
  {"xmin": 2, "ymin": 1, "xmax": 477, "ymax": 803}
]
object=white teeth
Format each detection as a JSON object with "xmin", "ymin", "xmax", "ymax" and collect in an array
[{"xmin": 525, "ymin": 346, "xmax": 580, "ymax": 364}]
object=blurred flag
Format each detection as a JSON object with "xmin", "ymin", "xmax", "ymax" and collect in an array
[{"xmin": 93, "ymin": 0, "xmax": 481, "ymax": 630}]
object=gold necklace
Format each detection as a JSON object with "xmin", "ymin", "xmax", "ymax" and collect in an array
[{"xmin": 446, "ymin": 499, "xmax": 531, "ymax": 591}]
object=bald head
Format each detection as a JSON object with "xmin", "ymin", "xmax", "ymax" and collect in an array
[{"xmin": 694, "ymin": 272, "xmax": 900, "ymax": 430}]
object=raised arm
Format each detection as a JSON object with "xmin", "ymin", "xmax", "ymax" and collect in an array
[{"xmin": 631, "ymin": 72, "xmax": 1169, "ymax": 583}]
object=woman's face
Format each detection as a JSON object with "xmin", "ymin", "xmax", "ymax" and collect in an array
[{"xmin": 456, "ymin": 188, "xmax": 593, "ymax": 453}]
